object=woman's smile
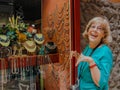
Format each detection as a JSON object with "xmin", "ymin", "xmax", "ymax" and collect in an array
[
  {"xmin": 88, "ymin": 23, "xmax": 105, "ymax": 44},
  {"xmin": 89, "ymin": 32, "xmax": 98, "ymax": 40}
]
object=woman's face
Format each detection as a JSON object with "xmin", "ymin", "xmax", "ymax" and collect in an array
[{"xmin": 88, "ymin": 23, "xmax": 105, "ymax": 44}]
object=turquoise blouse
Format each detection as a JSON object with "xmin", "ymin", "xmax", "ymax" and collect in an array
[{"xmin": 78, "ymin": 44, "xmax": 113, "ymax": 90}]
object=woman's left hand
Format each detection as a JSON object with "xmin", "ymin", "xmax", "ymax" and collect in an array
[{"xmin": 75, "ymin": 54, "xmax": 94, "ymax": 66}]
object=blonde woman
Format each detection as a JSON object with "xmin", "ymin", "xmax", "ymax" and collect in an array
[{"xmin": 70, "ymin": 16, "xmax": 113, "ymax": 90}]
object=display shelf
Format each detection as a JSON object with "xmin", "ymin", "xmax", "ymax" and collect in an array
[{"xmin": 0, "ymin": 53, "xmax": 59, "ymax": 70}]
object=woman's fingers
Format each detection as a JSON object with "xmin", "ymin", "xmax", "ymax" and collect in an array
[
  {"xmin": 75, "ymin": 55, "xmax": 94, "ymax": 66},
  {"xmin": 69, "ymin": 51, "xmax": 91, "ymax": 66},
  {"xmin": 75, "ymin": 54, "xmax": 85, "ymax": 66},
  {"xmin": 75, "ymin": 56, "xmax": 83, "ymax": 66},
  {"xmin": 69, "ymin": 51, "xmax": 78, "ymax": 59},
  {"xmin": 75, "ymin": 60, "xmax": 80, "ymax": 66},
  {"xmin": 69, "ymin": 51, "xmax": 74, "ymax": 59}
]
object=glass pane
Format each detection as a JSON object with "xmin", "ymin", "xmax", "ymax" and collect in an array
[{"xmin": 0, "ymin": 0, "xmax": 42, "ymax": 90}]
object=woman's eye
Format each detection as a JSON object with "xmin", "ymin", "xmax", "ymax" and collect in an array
[
  {"xmin": 97, "ymin": 27, "xmax": 103, "ymax": 31},
  {"xmin": 98, "ymin": 27, "xmax": 102, "ymax": 30},
  {"xmin": 90, "ymin": 26, "xmax": 95, "ymax": 28}
]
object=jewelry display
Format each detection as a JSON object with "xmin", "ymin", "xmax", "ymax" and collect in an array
[
  {"xmin": 45, "ymin": 42, "xmax": 57, "ymax": 50},
  {"xmin": 22, "ymin": 57, "xmax": 26, "ymax": 80},
  {"xmin": 0, "ymin": 17, "xmax": 60, "ymax": 90},
  {"xmin": 19, "ymin": 82, "xmax": 29, "ymax": 90},
  {"xmin": 7, "ymin": 58, "xmax": 11, "ymax": 82},
  {"xmin": 0, "ymin": 1, "xmax": 71, "ymax": 90},
  {"xmin": 26, "ymin": 57, "xmax": 30, "ymax": 72},
  {"xmin": 0, "ymin": 53, "xmax": 59, "ymax": 90},
  {"xmin": 0, "ymin": 17, "xmax": 59, "ymax": 90},
  {"xmin": 39, "ymin": 45, "xmax": 45, "ymax": 55},
  {"xmin": 20, "ymin": 57, "xmax": 25, "ymax": 81},
  {"xmin": 34, "ymin": 33, "xmax": 44, "ymax": 45},
  {"xmin": 11, "ymin": 57, "xmax": 19, "ymax": 80},
  {"xmin": 0, "ymin": 35, "xmax": 10, "ymax": 47},
  {"xmin": 29, "ymin": 56, "xmax": 34, "ymax": 90},
  {"xmin": 45, "ymin": 42, "xmax": 58, "ymax": 54},
  {"xmin": 12, "ymin": 45, "xmax": 18, "ymax": 56},
  {"xmin": 23, "ymin": 40, "xmax": 36, "ymax": 53},
  {"xmin": 1, "ymin": 58, "xmax": 7, "ymax": 84},
  {"xmin": 0, "ymin": 47, "xmax": 11, "ymax": 58}
]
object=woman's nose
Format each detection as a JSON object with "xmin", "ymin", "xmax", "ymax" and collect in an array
[{"xmin": 93, "ymin": 27, "xmax": 97, "ymax": 32}]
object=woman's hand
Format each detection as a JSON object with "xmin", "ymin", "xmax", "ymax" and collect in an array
[
  {"xmin": 70, "ymin": 51, "xmax": 94, "ymax": 66},
  {"xmin": 69, "ymin": 51, "xmax": 80, "ymax": 60},
  {"xmin": 76, "ymin": 54, "xmax": 94, "ymax": 66}
]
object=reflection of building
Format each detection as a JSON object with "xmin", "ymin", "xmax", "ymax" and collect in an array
[
  {"xmin": 0, "ymin": 0, "xmax": 13, "ymax": 26},
  {"xmin": 0, "ymin": 0, "xmax": 41, "ymax": 24},
  {"xmin": 14, "ymin": 0, "xmax": 41, "ymax": 22},
  {"xmin": 0, "ymin": 0, "xmax": 13, "ymax": 14}
]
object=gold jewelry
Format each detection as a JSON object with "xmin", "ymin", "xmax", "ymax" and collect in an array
[
  {"xmin": 0, "ymin": 35, "xmax": 10, "ymax": 47},
  {"xmin": 45, "ymin": 42, "xmax": 57, "ymax": 50},
  {"xmin": 19, "ymin": 82, "xmax": 29, "ymax": 90},
  {"xmin": 34, "ymin": 33, "xmax": 44, "ymax": 44},
  {"xmin": 23, "ymin": 40, "xmax": 36, "ymax": 53}
]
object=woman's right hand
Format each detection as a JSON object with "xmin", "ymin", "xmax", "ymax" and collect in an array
[
  {"xmin": 70, "ymin": 51, "xmax": 86, "ymax": 66},
  {"xmin": 69, "ymin": 51, "xmax": 80, "ymax": 60}
]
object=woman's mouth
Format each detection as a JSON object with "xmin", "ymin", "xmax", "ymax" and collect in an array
[{"xmin": 89, "ymin": 34, "xmax": 98, "ymax": 40}]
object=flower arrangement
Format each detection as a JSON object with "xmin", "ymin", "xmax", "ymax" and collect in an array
[{"xmin": 0, "ymin": 15, "xmax": 36, "ymax": 46}]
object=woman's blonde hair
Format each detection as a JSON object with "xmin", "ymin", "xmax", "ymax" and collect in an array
[{"xmin": 83, "ymin": 16, "xmax": 112, "ymax": 45}]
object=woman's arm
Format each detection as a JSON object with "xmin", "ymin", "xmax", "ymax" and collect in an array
[{"xmin": 89, "ymin": 60, "xmax": 100, "ymax": 87}]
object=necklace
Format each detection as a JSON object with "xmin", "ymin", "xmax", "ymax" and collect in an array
[
  {"xmin": 45, "ymin": 42, "xmax": 57, "ymax": 50},
  {"xmin": 20, "ymin": 57, "xmax": 26, "ymax": 80},
  {"xmin": 0, "ymin": 36, "xmax": 9, "ymax": 43},
  {"xmin": 24, "ymin": 41, "xmax": 36, "ymax": 49},
  {"xmin": 19, "ymin": 82, "xmax": 29, "ymax": 90},
  {"xmin": 26, "ymin": 57, "xmax": 30, "ymax": 72},
  {"xmin": 0, "ymin": 35, "xmax": 10, "ymax": 47},
  {"xmin": 23, "ymin": 41, "xmax": 36, "ymax": 52},
  {"xmin": 11, "ymin": 57, "xmax": 19, "ymax": 75},
  {"xmin": 34, "ymin": 34, "xmax": 44, "ymax": 41}
]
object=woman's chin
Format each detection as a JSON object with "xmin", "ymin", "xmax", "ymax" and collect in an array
[{"xmin": 89, "ymin": 38, "xmax": 97, "ymax": 42}]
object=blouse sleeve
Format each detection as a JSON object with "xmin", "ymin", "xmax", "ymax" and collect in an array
[
  {"xmin": 91, "ymin": 46, "xmax": 113, "ymax": 89},
  {"xmin": 78, "ymin": 45, "xmax": 89, "ymax": 78}
]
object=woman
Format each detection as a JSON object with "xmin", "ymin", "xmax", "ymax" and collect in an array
[{"xmin": 70, "ymin": 17, "xmax": 113, "ymax": 90}]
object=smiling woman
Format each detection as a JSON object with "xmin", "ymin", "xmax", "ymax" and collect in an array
[{"xmin": 70, "ymin": 16, "xmax": 113, "ymax": 90}]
